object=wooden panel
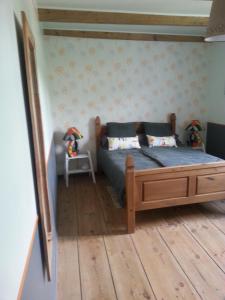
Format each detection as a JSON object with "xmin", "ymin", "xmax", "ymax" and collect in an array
[
  {"xmin": 39, "ymin": 9, "xmax": 208, "ymax": 26},
  {"xmin": 136, "ymin": 182, "xmax": 143, "ymax": 206},
  {"xmin": 188, "ymin": 176, "xmax": 197, "ymax": 196},
  {"xmin": 197, "ymin": 173, "xmax": 225, "ymax": 195},
  {"xmin": 143, "ymin": 178, "xmax": 188, "ymax": 202},
  {"xmin": 137, "ymin": 191, "xmax": 225, "ymax": 211},
  {"xmin": 44, "ymin": 29, "xmax": 204, "ymax": 43}
]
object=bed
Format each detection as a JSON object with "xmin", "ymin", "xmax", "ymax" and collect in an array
[{"xmin": 95, "ymin": 113, "xmax": 225, "ymax": 233}]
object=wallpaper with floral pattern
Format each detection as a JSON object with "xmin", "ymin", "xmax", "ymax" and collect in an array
[{"xmin": 44, "ymin": 36, "xmax": 209, "ymax": 173}]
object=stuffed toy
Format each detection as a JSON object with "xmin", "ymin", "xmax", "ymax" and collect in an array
[
  {"xmin": 63, "ymin": 127, "xmax": 83, "ymax": 157},
  {"xmin": 185, "ymin": 120, "xmax": 203, "ymax": 147}
]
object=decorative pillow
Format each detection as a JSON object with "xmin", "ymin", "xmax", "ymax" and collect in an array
[
  {"xmin": 107, "ymin": 136, "xmax": 141, "ymax": 151},
  {"xmin": 147, "ymin": 135, "xmax": 177, "ymax": 148},
  {"xmin": 107, "ymin": 122, "xmax": 136, "ymax": 137},
  {"xmin": 144, "ymin": 122, "xmax": 172, "ymax": 136}
]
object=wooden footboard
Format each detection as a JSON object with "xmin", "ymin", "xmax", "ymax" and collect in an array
[{"xmin": 126, "ymin": 156, "xmax": 225, "ymax": 233}]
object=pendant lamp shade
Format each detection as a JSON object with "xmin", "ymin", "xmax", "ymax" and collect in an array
[{"xmin": 205, "ymin": 0, "xmax": 225, "ymax": 42}]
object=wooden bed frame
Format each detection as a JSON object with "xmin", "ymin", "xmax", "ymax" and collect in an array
[{"xmin": 95, "ymin": 113, "xmax": 225, "ymax": 233}]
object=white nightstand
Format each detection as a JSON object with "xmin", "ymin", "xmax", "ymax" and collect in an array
[{"xmin": 64, "ymin": 150, "xmax": 96, "ymax": 187}]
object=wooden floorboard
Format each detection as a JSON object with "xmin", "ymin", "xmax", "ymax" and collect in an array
[
  {"xmin": 200, "ymin": 202, "xmax": 225, "ymax": 235},
  {"xmin": 78, "ymin": 236, "xmax": 117, "ymax": 300},
  {"xmin": 104, "ymin": 234, "xmax": 156, "ymax": 300},
  {"xmin": 158, "ymin": 223, "xmax": 225, "ymax": 300},
  {"xmin": 57, "ymin": 178, "xmax": 81, "ymax": 300},
  {"xmin": 57, "ymin": 175, "xmax": 225, "ymax": 300},
  {"xmin": 170, "ymin": 206, "xmax": 225, "ymax": 273},
  {"xmin": 132, "ymin": 225, "xmax": 200, "ymax": 300}
]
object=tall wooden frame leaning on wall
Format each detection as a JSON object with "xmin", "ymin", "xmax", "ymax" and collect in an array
[{"xmin": 22, "ymin": 11, "xmax": 52, "ymax": 280}]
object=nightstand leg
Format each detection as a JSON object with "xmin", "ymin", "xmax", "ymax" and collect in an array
[
  {"xmin": 88, "ymin": 150, "xmax": 96, "ymax": 183},
  {"xmin": 65, "ymin": 155, "xmax": 69, "ymax": 187}
]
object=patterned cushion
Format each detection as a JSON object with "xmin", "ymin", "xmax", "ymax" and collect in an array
[
  {"xmin": 147, "ymin": 135, "xmax": 177, "ymax": 148},
  {"xmin": 107, "ymin": 136, "xmax": 141, "ymax": 151}
]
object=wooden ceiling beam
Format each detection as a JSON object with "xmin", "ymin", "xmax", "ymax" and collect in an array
[
  {"xmin": 43, "ymin": 29, "xmax": 205, "ymax": 43},
  {"xmin": 39, "ymin": 8, "xmax": 208, "ymax": 27}
]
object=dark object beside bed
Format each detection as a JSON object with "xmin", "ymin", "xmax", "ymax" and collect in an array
[
  {"xmin": 207, "ymin": 122, "xmax": 225, "ymax": 159},
  {"xmin": 96, "ymin": 114, "xmax": 225, "ymax": 233}
]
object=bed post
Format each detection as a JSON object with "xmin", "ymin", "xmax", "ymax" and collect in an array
[
  {"xmin": 170, "ymin": 113, "xmax": 176, "ymax": 135},
  {"xmin": 95, "ymin": 116, "xmax": 102, "ymax": 173},
  {"xmin": 95, "ymin": 116, "xmax": 101, "ymax": 150},
  {"xmin": 126, "ymin": 155, "xmax": 135, "ymax": 234}
]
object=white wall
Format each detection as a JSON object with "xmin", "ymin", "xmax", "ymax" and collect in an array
[
  {"xmin": 0, "ymin": 1, "xmax": 53, "ymax": 299},
  {"xmin": 207, "ymin": 43, "xmax": 225, "ymax": 124}
]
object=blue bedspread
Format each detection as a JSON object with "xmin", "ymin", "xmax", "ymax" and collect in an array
[
  {"xmin": 98, "ymin": 148, "xmax": 160, "ymax": 206},
  {"xmin": 141, "ymin": 146, "xmax": 223, "ymax": 167}
]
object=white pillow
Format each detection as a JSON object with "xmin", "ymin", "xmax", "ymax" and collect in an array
[
  {"xmin": 147, "ymin": 135, "xmax": 177, "ymax": 148},
  {"xmin": 107, "ymin": 136, "xmax": 141, "ymax": 151}
]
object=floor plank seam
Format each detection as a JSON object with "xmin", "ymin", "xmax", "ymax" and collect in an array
[
  {"xmin": 95, "ymin": 182, "xmax": 113, "ymax": 230},
  {"xmin": 74, "ymin": 181, "xmax": 83, "ymax": 300},
  {"xmin": 209, "ymin": 220, "xmax": 225, "ymax": 236},
  {"xmin": 156, "ymin": 226, "xmax": 203, "ymax": 300},
  {"xmin": 102, "ymin": 236, "xmax": 119, "ymax": 300},
  {"xmin": 167, "ymin": 207, "xmax": 225, "ymax": 276},
  {"xmin": 130, "ymin": 234, "xmax": 157, "ymax": 300},
  {"xmin": 97, "ymin": 181, "xmax": 119, "ymax": 300},
  {"xmin": 181, "ymin": 222, "xmax": 225, "ymax": 276},
  {"xmin": 199, "ymin": 207, "xmax": 225, "ymax": 237}
]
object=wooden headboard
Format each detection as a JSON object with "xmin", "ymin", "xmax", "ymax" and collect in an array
[{"xmin": 95, "ymin": 113, "xmax": 176, "ymax": 149}]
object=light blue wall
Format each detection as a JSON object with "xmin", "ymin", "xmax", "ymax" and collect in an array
[
  {"xmin": 22, "ymin": 142, "xmax": 58, "ymax": 300},
  {"xmin": 207, "ymin": 43, "xmax": 225, "ymax": 124},
  {"xmin": 0, "ymin": 1, "xmax": 56, "ymax": 299}
]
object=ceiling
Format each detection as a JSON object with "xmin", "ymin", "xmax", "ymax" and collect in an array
[
  {"xmin": 37, "ymin": 0, "xmax": 212, "ymax": 16},
  {"xmin": 38, "ymin": 0, "xmax": 213, "ymax": 38}
]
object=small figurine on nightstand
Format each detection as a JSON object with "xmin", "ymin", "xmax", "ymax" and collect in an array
[
  {"xmin": 185, "ymin": 120, "xmax": 204, "ymax": 150},
  {"xmin": 63, "ymin": 127, "xmax": 83, "ymax": 157}
]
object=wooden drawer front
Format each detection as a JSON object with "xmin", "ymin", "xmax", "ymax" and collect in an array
[
  {"xmin": 197, "ymin": 173, "xmax": 225, "ymax": 195},
  {"xmin": 143, "ymin": 178, "xmax": 188, "ymax": 202}
]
